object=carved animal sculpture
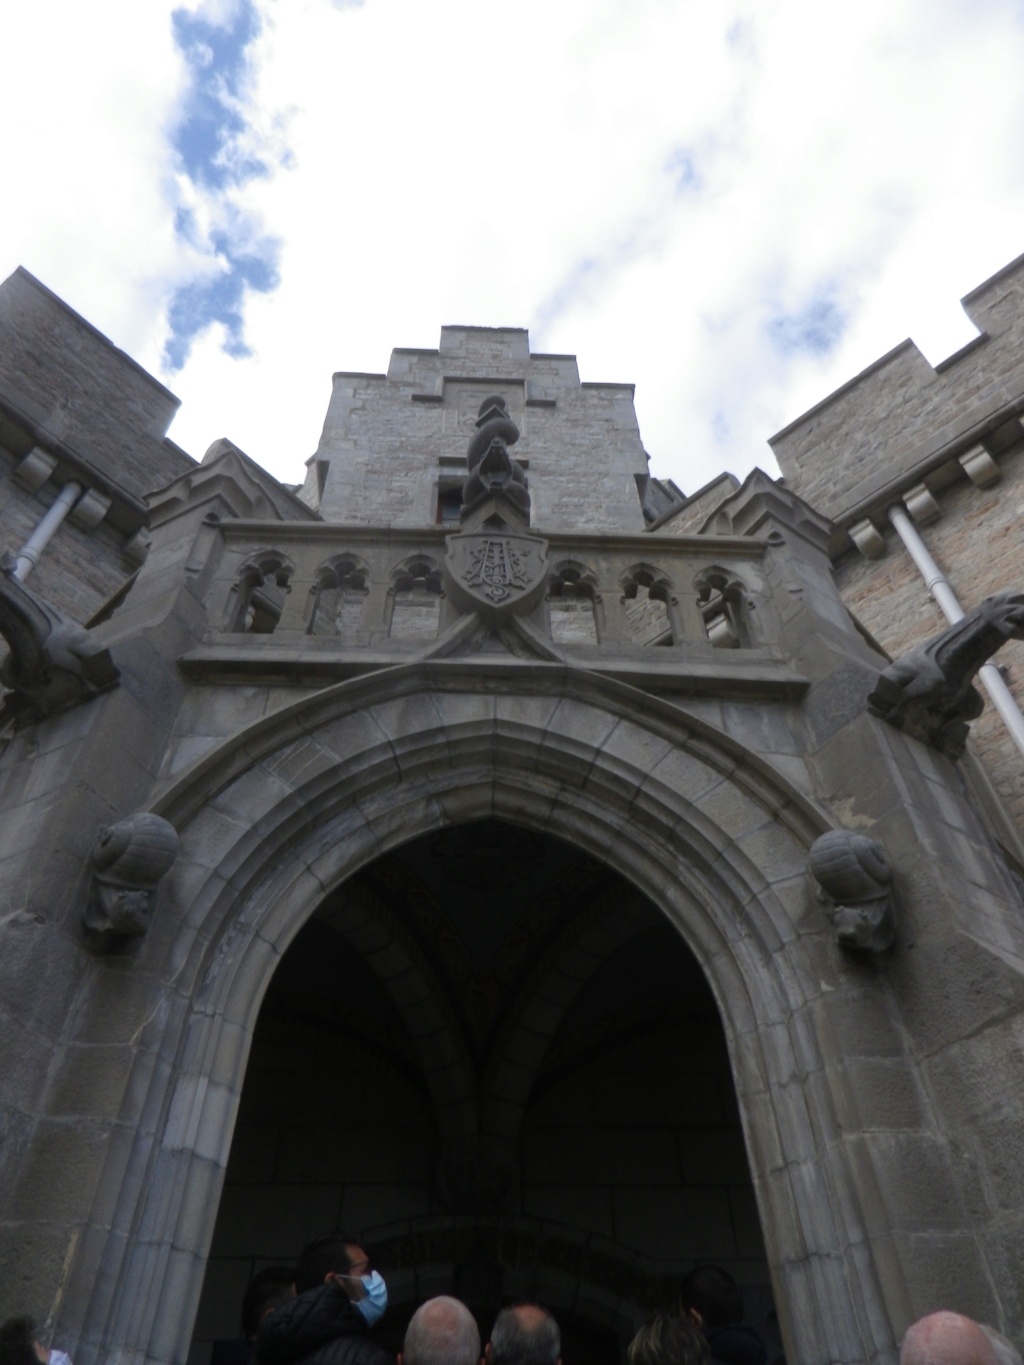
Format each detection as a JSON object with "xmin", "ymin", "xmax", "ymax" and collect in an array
[
  {"xmin": 0, "ymin": 551, "xmax": 119, "ymax": 718},
  {"xmin": 462, "ymin": 396, "xmax": 531, "ymax": 521},
  {"xmin": 867, "ymin": 591, "xmax": 1024, "ymax": 757},
  {"xmin": 808, "ymin": 829, "xmax": 896, "ymax": 953}
]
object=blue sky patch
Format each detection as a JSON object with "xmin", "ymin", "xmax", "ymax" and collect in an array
[
  {"xmin": 165, "ymin": 0, "xmax": 283, "ymax": 372},
  {"xmin": 767, "ymin": 294, "xmax": 847, "ymax": 357},
  {"xmin": 172, "ymin": 1, "xmax": 264, "ymax": 190},
  {"xmin": 165, "ymin": 228, "xmax": 280, "ymax": 370},
  {"xmin": 665, "ymin": 146, "xmax": 702, "ymax": 195},
  {"xmin": 532, "ymin": 257, "xmax": 602, "ymax": 340}
]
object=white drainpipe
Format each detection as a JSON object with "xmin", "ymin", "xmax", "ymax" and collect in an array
[
  {"xmin": 887, "ymin": 503, "xmax": 1024, "ymax": 759},
  {"xmin": 13, "ymin": 480, "xmax": 83, "ymax": 581}
]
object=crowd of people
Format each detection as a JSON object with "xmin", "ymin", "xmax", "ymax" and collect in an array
[
  {"xmin": 206, "ymin": 1234, "xmax": 1024, "ymax": 1365},
  {"xmin": 1, "ymin": 1236, "xmax": 1021, "ymax": 1365}
]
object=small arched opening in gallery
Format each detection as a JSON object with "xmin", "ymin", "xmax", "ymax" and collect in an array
[
  {"xmin": 227, "ymin": 551, "xmax": 294, "ymax": 634},
  {"xmin": 694, "ymin": 566, "xmax": 756, "ymax": 649},
  {"xmin": 387, "ymin": 556, "xmax": 445, "ymax": 641},
  {"xmin": 307, "ymin": 553, "xmax": 371, "ymax": 639},
  {"xmin": 188, "ymin": 817, "xmax": 780, "ymax": 1365},
  {"xmin": 546, "ymin": 560, "xmax": 600, "ymax": 645},
  {"xmin": 620, "ymin": 564, "xmax": 674, "ymax": 646}
]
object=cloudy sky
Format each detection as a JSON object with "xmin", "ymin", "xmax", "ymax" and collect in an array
[{"xmin": 3, "ymin": 0, "xmax": 1024, "ymax": 496}]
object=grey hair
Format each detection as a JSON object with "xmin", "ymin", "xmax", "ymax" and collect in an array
[
  {"xmin": 404, "ymin": 1297, "xmax": 481, "ymax": 1365},
  {"xmin": 490, "ymin": 1305, "xmax": 561, "ymax": 1365}
]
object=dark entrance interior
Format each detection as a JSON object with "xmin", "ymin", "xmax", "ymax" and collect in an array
[{"xmin": 188, "ymin": 821, "xmax": 777, "ymax": 1364}]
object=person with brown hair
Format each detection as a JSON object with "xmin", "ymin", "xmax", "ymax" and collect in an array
[{"xmin": 628, "ymin": 1315, "xmax": 710, "ymax": 1365}]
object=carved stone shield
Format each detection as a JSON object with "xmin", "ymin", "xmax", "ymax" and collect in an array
[{"xmin": 445, "ymin": 531, "xmax": 549, "ymax": 620}]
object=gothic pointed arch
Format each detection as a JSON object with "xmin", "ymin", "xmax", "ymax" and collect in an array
[
  {"xmin": 619, "ymin": 563, "xmax": 675, "ymax": 645},
  {"xmin": 306, "ymin": 552, "xmax": 371, "ymax": 637},
  {"xmin": 226, "ymin": 549, "xmax": 294, "ymax": 634},
  {"xmin": 67, "ymin": 664, "xmax": 904, "ymax": 1365}
]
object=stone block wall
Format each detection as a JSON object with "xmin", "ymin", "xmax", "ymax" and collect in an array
[
  {"xmin": 769, "ymin": 252, "xmax": 1024, "ymax": 521},
  {"xmin": 0, "ymin": 269, "xmax": 189, "ymax": 500},
  {"xmin": 306, "ymin": 328, "xmax": 649, "ymax": 534},
  {"xmin": 833, "ymin": 444, "xmax": 1024, "ymax": 827},
  {"xmin": 521, "ymin": 1020, "xmax": 767, "ymax": 1276},
  {"xmin": 0, "ymin": 443, "xmax": 135, "ymax": 623},
  {"xmin": 649, "ymin": 473, "xmax": 740, "ymax": 537}
]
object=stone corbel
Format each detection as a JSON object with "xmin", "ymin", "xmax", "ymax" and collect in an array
[
  {"xmin": 84, "ymin": 813, "xmax": 179, "ymax": 946},
  {"xmin": 809, "ymin": 830, "xmax": 896, "ymax": 953},
  {"xmin": 13, "ymin": 447, "xmax": 57, "ymax": 493}
]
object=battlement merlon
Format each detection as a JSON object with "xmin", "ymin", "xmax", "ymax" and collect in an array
[
  {"xmin": 769, "ymin": 251, "xmax": 1024, "ymax": 527},
  {"xmin": 311, "ymin": 326, "xmax": 649, "ymax": 533}
]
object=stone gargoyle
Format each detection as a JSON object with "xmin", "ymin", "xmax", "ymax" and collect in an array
[
  {"xmin": 462, "ymin": 396, "xmax": 531, "ymax": 523},
  {"xmin": 867, "ymin": 591, "xmax": 1024, "ymax": 758},
  {"xmin": 0, "ymin": 551, "xmax": 120, "ymax": 724},
  {"xmin": 809, "ymin": 829, "xmax": 896, "ymax": 953},
  {"xmin": 84, "ymin": 812, "xmax": 179, "ymax": 944}
]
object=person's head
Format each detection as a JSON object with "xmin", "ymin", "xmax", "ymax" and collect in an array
[
  {"xmin": 0, "ymin": 1317, "xmax": 48, "ymax": 1365},
  {"xmin": 487, "ymin": 1305, "xmax": 561, "ymax": 1365},
  {"xmin": 677, "ymin": 1266, "xmax": 743, "ymax": 1331},
  {"xmin": 900, "ymin": 1312, "xmax": 1002, "ymax": 1365},
  {"xmin": 241, "ymin": 1266, "xmax": 297, "ymax": 1339},
  {"xmin": 295, "ymin": 1235, "xmax": 370, "ymax": 1294},
  {"xmin": 400, "ymin": 1297, "xmax": 481, "ymax": 1365},
  {"xmin": 628, "ymin": 1315, "xmax": 710, "ymax": 1365}
]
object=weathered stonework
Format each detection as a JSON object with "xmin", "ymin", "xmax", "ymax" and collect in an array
[
  {"xmin": 2, "ymin": 265, "xmax": 1024, "ymax": 1365},
  {"xmin": 305, "ymin": 328, "xmax": 648, "ymax": 532}
]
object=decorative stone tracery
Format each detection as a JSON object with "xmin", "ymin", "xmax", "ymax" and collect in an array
[
  {"xmin": 388, "ymin": 556, "xmax": 445, "ymax": 639},
  {"xmin": 695, "ymin": 565, "xmax": 756, "ymax": 649},
  {"xmin": 307, "ymin": 554, "xmax": 369, "ymax": 638},
  {"xmin": 227, "ymin": 551, "xmax": 293, "ymax": 634},
  {"xmin": 621, "ymin": 565, "xmax": 674, "ymax": 646},
  {"xmin": 546, "ymin": 561, "xmax": 600, "ymax": 644}
]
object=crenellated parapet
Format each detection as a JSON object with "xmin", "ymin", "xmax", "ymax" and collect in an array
[
  {"xmin": 305, "ymin": 325, "xmax": 648, "ymax": 534},
  {"xmin": 770, "ymin": 250, "xmax": 1024, "ymax": 535}
]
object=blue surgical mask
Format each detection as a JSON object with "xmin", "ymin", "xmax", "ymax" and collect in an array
[{"xmin": 355, "ymin": 1271, "xmax": 387, "ymax": 1326}]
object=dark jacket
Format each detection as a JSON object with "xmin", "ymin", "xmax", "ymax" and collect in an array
[
  {"xmin": 255, "ymin": 1283, "xmax": 392, "ymax": 1365},
  {"xmin": 705, "ymin": 1324, "xmax": 767, "ymax": 1365}
]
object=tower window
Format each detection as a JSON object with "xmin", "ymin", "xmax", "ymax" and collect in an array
[{"xmin": 437, "ymin": 485, "xmax": 463, "ymax": 525}]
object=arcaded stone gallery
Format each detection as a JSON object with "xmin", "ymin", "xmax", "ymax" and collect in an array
[{"xmin": 0, "ymin": 258, "xmax": 1023, "ymax": 1365}]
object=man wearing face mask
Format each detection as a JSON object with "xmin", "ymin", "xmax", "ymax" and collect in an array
[{"xmin": 255, "ymin": 1235, "xmax": 392, "ymax": 1365}]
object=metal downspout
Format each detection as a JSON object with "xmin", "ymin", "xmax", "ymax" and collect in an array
[
  {"xmin": 887, "ymin": 503, "xmax": 1024, "ymax": 759},
  {"xmin": 13, "ymin": 480, "xmax": 83, "ymax": 581}
]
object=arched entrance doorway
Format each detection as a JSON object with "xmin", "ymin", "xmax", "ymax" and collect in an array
[
  {"xmin": 72, "ymin": 670, "xmax": 898, "ymax": 1365},
  {"xmin": 187, "ymin": 819, "xmax": 778, "ymax": 1364}
]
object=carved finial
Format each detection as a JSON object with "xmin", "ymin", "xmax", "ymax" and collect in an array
[
  {"xmin": 867, "ymin": 591, "xmax": 1024, "ymax": 757},
  {"xmin": 809, "ymin": 830, "xmax": 896, "ymax": 953},
  {"xmin": 461, "ymin": 396, "xmax": 531, "ymax": 525},
  {"xmin": 84, "ymin": 813, "xmax": 179, "ymax": 945}
]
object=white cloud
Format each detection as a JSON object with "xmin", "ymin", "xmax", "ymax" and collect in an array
[{"xmin": 4, "ymin": 0, "xmax": 1024, "ymax": 498}]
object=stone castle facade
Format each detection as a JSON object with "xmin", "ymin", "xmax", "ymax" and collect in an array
[{"xmin": 0, "ymin": 259, "xmax": 1023, "ymax": 1365}]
